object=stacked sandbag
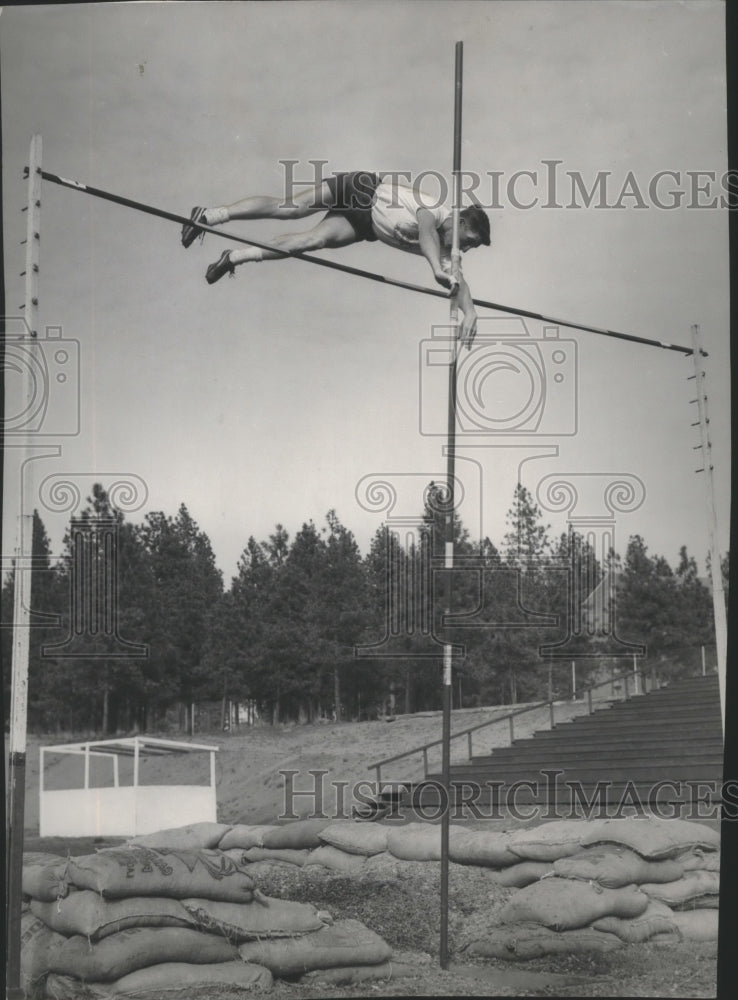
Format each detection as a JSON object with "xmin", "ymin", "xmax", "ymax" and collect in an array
[
  {"xmin": 45, "ymin": 963, "xmax": 273, "ymax": 999},
  {"xmin": 24, "ymin": 840, "xmax": 394, "ymax": 996},
  {"xmin": 298, "ymin": 960, "xmax": 417, "ymax": 987},
  {"xmin": 65, "ymin": 847, "xmax": 257, "ymax": 901},
  {"xmin": 579, "ymin": 816, "xmax": 721, "ymax": 939},
  {"xmin": 235, "ymin": 846, "xmax": 311, "ymax": 867},
  {"xmin": 592, "ymin": 900, "xmax": 682, "ymax": 944},
  {"xmin": 304, "ymin": 845, "xmax": 367, "ymax": 874},
  {"xmin": 127, "ymin": 822, "xmax": 232, "ymax": 851},
  {"xmin": 308, "ymin": 819, "xmax": 391, "ymax": 872},
  {"xmin": 20, "ymin": 847, "xmax": 271, "ymax": 997},
  {"xmin": 261, "ymin": 818, "xmax": 333, "ymax": 850},
  {"xmin": 181, "ymin": 896, "xmax": 332, "ymax": 942},
  {"xmin": 223, "ymin": 819, "xmax": 532, "ymax": 875},
  {"xmin": 579, "ymin": 817, "xmax": 720, "ymax": 859},
  {"xmin": 552, "ymin": 844, "xmax": 684, "ymax": 888},
  {"xmin": 217, "ymin": 824, "xmax": 280, "ymax": 850},
  {"xmin": 218, "ymin": 818, "xmax": 331, "ymax": 867},
  {"xmin": 679, "ymin": 846, "xmax": 721, "ymax": 872},
  {"xmin": 30, "ymin": 893, "xmax": 200, "ymax": 940},
  {"xmin": 500, "ymin": 876, "xmax": 650, "ymax": 929},
  {"xmin": 464, "ymin": 923, "xmax": 625, "ymax": 960},
  {"xmin": 22, "ymin": 852, "xmax": 69, "ymax": 903},
  {"xmin": 449, "ymin": 827, "xmax": 520, "ymax": 868},
  {"xmin": 20, "ymin": 912, "xmax": 67, "ymax": 999},
  {"xmin": 464, "ymin": 817, "xmax": 721, "ymax": 956},
  {"xmin": 262, "ymin": 818, "xmax": 577, "ymax": 884},
  {"xmin": 318, "ymin": 819, "xmax": 388, "ymax": 856},
  {"xmin": 223, "ymin": 818, "xmax": 387, "ymax": 873},
  {"xmin": 386, "ymin": 823, "xmax": 442, "ymax": 861},
  {"xmin": 489, "ymin": 862, "xmax": 553, "ymax": 888},
  {"xmin": 506, "ymin": 819, "xmax": 609, "ymax": 863},
  {"xmin": 638, "ymin": 870, "xmax": 719, "ymax": 910},
  {"xmin": 20, "ymin": 854, "xmax": 71, "ymax": 997},
  {"xmin": 238, "ymin": 917, "xmax": 392, "ymax": 977},
  {"xmin": 464, "ymin": 875, "xmax": 644, "ymax": 959},
  {"xmin": 39, "ymin": 926, "xmax": 239, "ymax": 981}
]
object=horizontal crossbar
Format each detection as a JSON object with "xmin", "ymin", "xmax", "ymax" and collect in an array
[{"xmin": 37, "ymin": 168, "xmax": 697, "ymax": 356}]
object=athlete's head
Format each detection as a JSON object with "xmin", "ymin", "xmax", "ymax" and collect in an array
[{"xmin": 459, "ymin": 205, "xmax": 491, "ymax": 250}]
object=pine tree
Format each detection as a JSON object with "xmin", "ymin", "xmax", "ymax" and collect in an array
[
  {"xmin": 498, "ymin": 483, "xmax": 558, "ymax": 703},
  {"xmin": 205, "ymin": 535, "xmax": 276, "ymax": 720},
  {"xmin": 673, "ymin": 545, "xmax": 715, "ymax": 674},
  {"xmin": 50, "ymin": 485, "xmax": 155, "ymax": 733},
  {"xmin": 138, "ymin": 503, "xmax": 222, "ymax": 726},
  {"xmin": 362, "ymin": 524, "xmax": 413, "ymax": 714},
  {"xmin": 503, "ymin": 483, "xmax": 551, "ymax": 570},
  {"xmin": 2, "ymin": 510, "xmax": 66, "ymax": 730},
  {"xmin": 617, "ymin": 536, "xmax": 700, "ymax": 681},
  {"xmin": 318, "ymin": 512, "xmax": 362, "ymax": 717}
]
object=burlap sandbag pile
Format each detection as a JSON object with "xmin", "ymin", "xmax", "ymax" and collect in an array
[
  {"xmin": 463, "ymin": 816, "xmax": 721, "ymax": 959},
  {"xmin": 219, "ymin": 815, "xmax": 721, "ymax": 958},
  {"xmin": 22, "ymin": 814, "xmax": 719, "ymax": 991},
  {"xmin": 218, "ymin": 814, "xmax": 720, "ymax": 960},
  {"xmin": 20, "ymin": 837, "xmax": 394, "ymax": 999}
]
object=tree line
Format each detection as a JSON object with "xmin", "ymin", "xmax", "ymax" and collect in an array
[{"xmin": 1, "ymin": 482, "xmax": 725, "ymax": 735}]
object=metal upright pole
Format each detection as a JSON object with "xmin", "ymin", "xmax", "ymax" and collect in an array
[
  {"xmin": 690, "ymin": 324, "xmax": 727, "ymax": 735},
  {"xmin": 440, "ymin": 41, "xmax": 463, "ymax": 971},
  {"xmin": 6, "ymin": 133, "xmax": 42, "ymax": 1000}
]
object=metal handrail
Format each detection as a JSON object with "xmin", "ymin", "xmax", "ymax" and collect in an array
[{"xmin": 368, "ymin": 662, "xmax": 665, "ymax": 784}]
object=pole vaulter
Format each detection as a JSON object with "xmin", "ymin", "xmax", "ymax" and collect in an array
[
  {"xmin": 8, "ymin": 47, "xmax": 722, "ymax": 983},
  {"xmin": 34, "ymin": 168, "xmax": 698, "ymax": 357}
]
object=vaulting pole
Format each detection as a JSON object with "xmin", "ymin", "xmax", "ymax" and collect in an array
[
  {"xmin": 440, "ymin": 40, "xmax": 464, "ymax": 971},
  {"xmin": 6, "ymin": 133, "xmax": 42, "ymax": 1000},
  {"xmin": 36, "ymin": 169, "xmax": 696, "ymax": 356},
  {"xmin": 689, "ymin": 324, "xmax": 727, "ymax": 734}
]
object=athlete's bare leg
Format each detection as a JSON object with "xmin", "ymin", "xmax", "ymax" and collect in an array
[
  {"xmin": 182, "ymin": 182, "xmax": 337, "ymax": 248},
  {"xmin": 221, "ymin": 181, "xmax": 335, "ymax": 222},
  {"xmin": 205, "ymin": 212, "xmax": 358, "ymax": 283}
]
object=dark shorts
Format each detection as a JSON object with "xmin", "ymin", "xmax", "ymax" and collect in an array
[{"xmin": 324, "ymin": 171, "xmax": 380, "ymax": 241}]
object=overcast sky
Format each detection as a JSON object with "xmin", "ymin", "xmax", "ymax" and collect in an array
[{"xmin": 2, "ymin": 1, "xmax": 730, "ymax": 582}]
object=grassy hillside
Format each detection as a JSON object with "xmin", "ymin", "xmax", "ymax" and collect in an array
[{"xmin": 11, "ymin": 698, "xmax": 594, "ymax": 832}]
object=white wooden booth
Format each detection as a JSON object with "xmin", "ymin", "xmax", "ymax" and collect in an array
[{"xmin": 39, "ymin": 737, "xmax": 219, "ymax": 837}]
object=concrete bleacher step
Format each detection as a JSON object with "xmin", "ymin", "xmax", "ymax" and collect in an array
[
  {"xmin": 470, "ymin": 745, "xmax": 722, "ymax": 765},
  {"xmin": 416, "ymin": 673, "xmax": 723, "ymax": 811},
  {"xmin": 567, "ymin": 694, "xmax": 717, "ymax": 714},
  {"xmin": 535, "ymin": 710, "xmax": 719, "ymax": 726},
  {"xmin": 583, "ymin": 704, "xmax": 718, "ymax": 721},
  {"xmin": 445, "ymin": 760, "xmax": 721, "ymax": 780},
  {"xmin": 519, "ymin": 726, "xmax": 721, "ymax": 744}
]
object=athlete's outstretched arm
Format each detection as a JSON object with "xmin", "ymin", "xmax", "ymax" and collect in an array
[
  {"xmin": 417, "ymin": 208, "xmax": 456, "ymax": 290},
  {"xmin": 418, "ymin": 209, "xmax": 477, "ymax": 345},
  {"xmin": 456, "ymin": 275, "xmax": 478, "ymax": 347}
]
